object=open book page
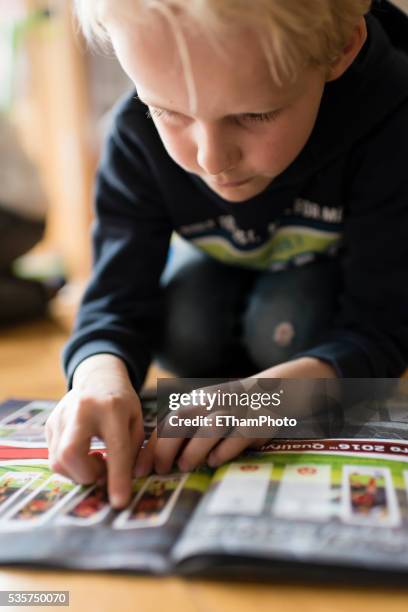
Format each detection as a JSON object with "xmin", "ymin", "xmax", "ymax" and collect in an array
[
  {"xmin": 2, "ymin": 391, "xmax": 408, "ymax": 577},
  {"xmin": 0, "ymin": 458, "xmax": 212, "ymax": 572},
  {"xmin": 0, "ymin": 395, "xmax": 159, "ymax": 449},
  {"xmin": 0, "ymin": 400, "xmax": 56, "ymax": 448},
  {"xmin": 171, "ymin": 439, "xmax": 408, "ymax": 576},
  {"xmin": 0, "ymin": 399, "xmax": 107, "ymax": 450}
]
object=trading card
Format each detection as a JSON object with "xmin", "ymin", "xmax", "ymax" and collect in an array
[
  {"xmin": 113, "ymin": 473, "xmax": 188, "ymax": 529},
  {"xmin": 22, "ymin": 401, "xmax": 55, "ymax": 425},
  {"xmin": 3, "ymin": 474, "xmax": 80, "ymax": 528},
  {"xmin": 90, "ymin": 437, "xmax": 106, "ymax": 450},
  {"xmin": 0, "ymin": 427, "xmax": 46, "ymax": 446},
  {"xmin": 341, "ymin": 465, "xmax": 400, "ymax": 527},
  {"xmin": 28, "ymin": 410, "xmax": 54, "ymax": 428},
  {"xmin": 206, "ymin": 462, "xmax": 272, "ymax": 516},
  {"xmin": 0, "ymin": 402, "xmax": 55, "ymax": 430},
  {"xmin": 0, "ymin": 406, "xmax": 44, "ymax": 427},
  {"xmin": 58, "ymin": 485, "xmax": 111, "ymax": 526},
  {"xmin": 0, "ymin": 472, "xmax": 40, "ymax": 515},
  {"xmin": 272, "ymin": 464, "xmax": 332, "ymax": 520}
]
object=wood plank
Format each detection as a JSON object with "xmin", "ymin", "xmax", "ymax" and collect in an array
[
  {"xmin": 0, "ymin": 319, "xmax": 67, "ymax": 400},
  {"xmin": 0, "ymin": 571, "xmax": 200, "ymax": 612}
]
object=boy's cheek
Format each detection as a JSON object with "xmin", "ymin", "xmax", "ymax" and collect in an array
[{"xmin": 153, "ymin": 127, "xmax": 196, "ymax": 173}]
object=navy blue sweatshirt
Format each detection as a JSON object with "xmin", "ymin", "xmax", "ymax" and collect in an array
[{"xmin": 63, "ymin": 7, "xmax": 408, "ymax": 389}]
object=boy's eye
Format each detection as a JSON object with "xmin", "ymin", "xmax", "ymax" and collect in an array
[
  {"xmin": 238, "ymin": 111, "xmax": 282, "ymax": 123},
  {"xmin": 145, "ymin": 108, "xmax": 282, "ymax": 124},
  {"xmin": 146, "ymin": 108, "xmax": 179, "ymax": 121}
]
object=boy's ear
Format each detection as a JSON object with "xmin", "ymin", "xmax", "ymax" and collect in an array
[{"xmin": 326, "ymin": 17, "xmax": 368, "ymax": 82}]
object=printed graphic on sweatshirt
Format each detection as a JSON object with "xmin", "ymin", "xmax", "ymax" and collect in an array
[{"xmin": 178, "ymin": 199, "xmax": 343, "ymax": 271}]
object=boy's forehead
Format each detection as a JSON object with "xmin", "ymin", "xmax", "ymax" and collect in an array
[{"xmin": 108, "ymin": 14, "xmax": 301, "ymax": 116}]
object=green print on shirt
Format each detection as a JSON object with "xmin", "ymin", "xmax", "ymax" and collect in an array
[{"xmin": 192, "ymin": 226, "xmax": 342, "ymax": 270}]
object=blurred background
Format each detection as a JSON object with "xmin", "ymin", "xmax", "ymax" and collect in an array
[
  {"xmin": 1, "ymin": 0, "xmax": 407, "ymax": 399},
  {"xmin": 0, "ymin": 0, "xmax": 136, "ymax": 397},
  {"xmin": 1, "ymin": 0, "xmax": 132, "ymax": 319}
]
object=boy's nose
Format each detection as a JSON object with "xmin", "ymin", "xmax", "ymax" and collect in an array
[
  {"xmin": 197, "ymin": 143, "xmax": 241, "ymax": 176},
  {"xmin": 195, "ymin": 124, "xmax": 241, "ymax": 175}
]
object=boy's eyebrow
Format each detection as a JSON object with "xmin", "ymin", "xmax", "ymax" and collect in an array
[{"xmin": 135, "ymin": 95, "xmax": 283, "ymax": 117}]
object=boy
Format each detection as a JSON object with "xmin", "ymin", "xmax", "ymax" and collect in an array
[{"xmin": 46, "ymin": 0, "xmax": 408, "ymax": 508}]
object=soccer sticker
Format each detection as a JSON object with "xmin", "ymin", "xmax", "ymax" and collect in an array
[
  {"xmin": 3, "ymin": 474, "xmax": 81, "ymax": 529},
  {"xmin": 0, "ymin": 472, "xmax": 40, "ymax": 516},
  {"xmin": 206, "ymin": 462, "xmax": 272, "ymax": 516},
  {"xmin": 0, "ymin": 402, "xmax": 54, "ymax": 428},
  {"xmin": 341, "ymin": 465, "xmax": 400, "ymax": 527},
  {"xmin": 113, "ymin": 473, "xmax": 188, "ymax": 529},
  {"xmin": 58, "ymin": 485, "xmax": 111, "ymax": 526},
  {"xmin": 272, "ymin": 464, "xmax": 332, "ymax": 521}
]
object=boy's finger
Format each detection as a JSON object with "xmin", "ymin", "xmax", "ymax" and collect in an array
[
  {"xmin": 47, "ymin": 418, "xmax": 66, "ymax": 462},
  {"xmin": 153, "ymin": 437, "xmax": 187, "ymax": 474},
  {"xmin": 129, "ymin": 414, "xmax": 146, "ymax": 456},
  {"xmin": 176, "ymin": 410, "xmax": 231, "ymax": 471},
  {"xmin": 57, "ymin": 425, "xmax": 106, "ymax": 484},
  {"xmin": 48, "ymin": 458, "xmax": 72, "ymax": 480},
  {"xmin": 57, "ymin": 448, "xmax": 106, "ymax": 485},
  {"xmin": 207, "ymin": 437, "xmax": 264, "ymax": 468},
  {"xmin": 133, "ymin": 429, "xmax": 157, "ymax": 477},
  {"xmin": 46, "ymin": 410, "xmax": 66, "ymax": 462},
  {"xmin": 152, "ymin": 408, "xmax": 233, "ymax": 473},
  {"xmin": 177, "ymin": 435, "xmax": 222, "ymax": 472},
  {"xmin": 47, "ymin": 423, "xmax": 72, "ymax": 479},
  {"xmin": 102, "ymin": 421, "xmax": 134, "ymax": 509},
  {"xmin": 45, "ymin": 421, "xmax": 53, "ymax": 450}
]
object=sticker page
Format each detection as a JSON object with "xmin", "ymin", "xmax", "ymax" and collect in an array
[{"xmin": 172, "ymin": 441, "xmax": 408, "ymax": 574}]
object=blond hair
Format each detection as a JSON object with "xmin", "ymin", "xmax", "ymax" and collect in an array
[{"xmin": 74, "ymin": 0, "xmax": 372, "ymax": 106}]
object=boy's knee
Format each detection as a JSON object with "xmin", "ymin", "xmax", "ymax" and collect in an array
[
  {"xmin": 243, "ymin": 303, "xmax": 301, "ymax": 369},
  {"xmin": 243, "ymin": 287, "xmax": 334, "ymax": 370}
]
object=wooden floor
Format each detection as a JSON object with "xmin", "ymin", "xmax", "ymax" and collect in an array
[
  {"xmin": 1, "ymin": 312, "xmax": 406, "ymax": 403},
  {"xmin": 0, "ymin": 318, "xmax": 68, "ymax": 400},
  {"xmin": 0, "ymin": 308, "xmax": 167, "ymax": 402},
  {"xmin": 2, "ymin": 314, "xmax": 408, "ymax": 611}
]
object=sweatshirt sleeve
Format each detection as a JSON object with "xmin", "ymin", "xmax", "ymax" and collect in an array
[
  {"xmin": 62, "ymin": 99, "xmax": 172, "ymax": 390},
  {"xmin": 295, "ymin": 102, "xmax": 408, "ymax": 377}
]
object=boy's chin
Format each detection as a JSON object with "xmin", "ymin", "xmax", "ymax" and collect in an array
[{"xmin": 207, "ymin": 176, "xmax": 274, "ymax": 202}]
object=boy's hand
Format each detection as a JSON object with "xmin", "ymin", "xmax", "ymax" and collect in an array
[
  {"xmin": 133, "ymin": 378, "xmax": 266, "ymax": 477},
  {"xmin": 134, "ymin": 357, "xmax": 336, "ymax": 476},
  {"xmin": 46, "ymin": 354, "xmax": 145, "ymax": 509},
  {"xmin": 134, "ymin": 424, "xmax": 264, "ymax": 477}
]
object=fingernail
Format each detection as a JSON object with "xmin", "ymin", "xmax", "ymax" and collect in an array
[
  {"xmin": 134, "ymin": 463, "xmax": 149, "ymax": 478},
  {"xmin": 207, "ymin": 453, "xmax": 218, "ymax": 468},
  {"xmin": 111, "ymin": 494, "xmax": 126, "ymax": 509},
  {"xmin": 177, "ymin": 458, "xmax": 189, "ymax": 472}
]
